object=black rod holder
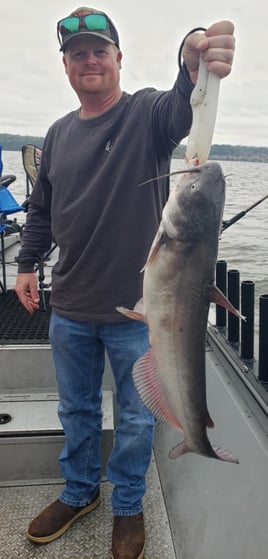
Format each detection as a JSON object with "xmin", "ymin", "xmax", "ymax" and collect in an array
[
  {"xmin": 258, "ymin": 294, "xmax": 268, "ymax": 382},
  {"xmin": 216, "ymin": 260, "xmax": 227, "ymax": 328},
  {"xmin": 241, "ymin": 280, "xmax": 255, "ymax": 361},
  {"xmin": 228, "ymin": 269, "xmax": 240, "ymax": 345}
]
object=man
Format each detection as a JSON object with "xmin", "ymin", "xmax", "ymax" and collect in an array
[{"xmin": 15, "ymin": 6, "xmax": 235, "ymax": 559}]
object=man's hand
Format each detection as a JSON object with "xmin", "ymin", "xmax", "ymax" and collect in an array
[
  {"xmin": 15, "ymin": 273, "xmax": 40, "ymax": 314},
  {"xmin": 183, "ymin": 20, "xmax": 235, "ymax": 84}
]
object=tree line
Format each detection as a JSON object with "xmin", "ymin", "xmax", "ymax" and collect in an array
[
  {"xmin": 0, "ymin": 133, "xmax": 44, "ymax": 151},
  {"xmin": 1, "ymin": 133, "xmax": 268, "ymax": 163},
  {"xmin": 173, "ymin": 143, "xmax": 268, "ymax": 163}
]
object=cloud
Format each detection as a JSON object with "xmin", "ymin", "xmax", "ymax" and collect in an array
[{"xmin": 0, "ymin": 0, "xmax": 267, "ymax": 146}]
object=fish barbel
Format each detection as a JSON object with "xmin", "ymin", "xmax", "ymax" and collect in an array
[{"xmin": 117, "ymin": 162, "xmax": 239, "ymax": 463}]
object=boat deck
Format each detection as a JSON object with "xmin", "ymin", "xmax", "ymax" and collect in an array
[
  {"xmin": 2, "ymin": 233, "xmax": 268, "ymax": 559},
  {"xmin": 0, "ymin": 239, "xmax": 176, "ymax": 558},
  {"xmin": 0, "ymin": 455, "xmax": 175, "ymax": 559}
]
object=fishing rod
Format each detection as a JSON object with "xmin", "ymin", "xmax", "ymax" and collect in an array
[{"xmin": 221, "ymin": 193, "xmax": 268, "ymax": 232}]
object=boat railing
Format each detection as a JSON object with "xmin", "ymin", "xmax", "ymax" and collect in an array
[{"xmin": 207, "ymin": 259, "xmax": 268, "ymax": 415}]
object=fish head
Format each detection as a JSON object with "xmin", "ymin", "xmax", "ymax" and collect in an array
[{"xmin": 162, "ymin": 162, "xmax": 225, "ymax": 243}]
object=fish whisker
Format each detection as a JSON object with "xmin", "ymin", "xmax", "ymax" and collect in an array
[{"xmin": 138, "ymin": 167, "xmax": 201, "ymax": 187}]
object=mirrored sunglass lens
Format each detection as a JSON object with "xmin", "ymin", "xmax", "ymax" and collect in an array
[
  {"xmin": 84, "ymin": 14, "xmax": 107, "ymax": 31},
  {"xmin": 61, "ymin": 17, "xmax": 80, "ymax": 33}
]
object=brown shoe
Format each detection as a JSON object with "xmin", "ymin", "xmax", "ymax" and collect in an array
[
  {"xmin": 27, "ymin": 489, "xmax": 100, "ymax": 544},
  {"xmin": 112, "ymin": 512, "xmax": 145, "ymax": 559}
]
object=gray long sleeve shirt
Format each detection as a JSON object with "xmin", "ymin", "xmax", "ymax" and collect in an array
[{"xmin": 18, "ymin": 65, "xmax": 194, "ymax": 321}]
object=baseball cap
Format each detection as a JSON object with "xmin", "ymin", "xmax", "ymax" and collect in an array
[{"xmin": 57, "ymin": 6, "xmax": 120, "ymax": 52}]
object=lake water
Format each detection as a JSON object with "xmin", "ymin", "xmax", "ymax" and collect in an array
[{"xmin": 2, "ymin": 150, "xmax": 268, "ymax": 343}]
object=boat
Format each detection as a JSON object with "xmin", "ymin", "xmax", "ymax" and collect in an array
[{"xmin": 1, "ymin": 146, "xmax": 268, "ymax": 559}]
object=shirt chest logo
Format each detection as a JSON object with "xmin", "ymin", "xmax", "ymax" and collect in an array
[{"xmin": 105, "ymin": 139, "xmax": 112, "ymax": 152}]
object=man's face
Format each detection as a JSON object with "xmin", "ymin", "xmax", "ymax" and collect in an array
[{"xmin": 63, "ymin": 36, "xmax": 122, "ymax": 96}]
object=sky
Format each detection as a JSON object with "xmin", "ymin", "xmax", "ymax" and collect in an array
[{"xmin": 0, "ymin": 0, "xmax": 267, "ymax": 147}]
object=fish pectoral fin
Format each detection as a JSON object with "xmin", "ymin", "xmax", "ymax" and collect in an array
[
  {"xmin": 210, "ymin": 286, "xmax": 246, "ymax": 321},
  {"xmin": 133, "ymin": 349, "xmax": 183, "ymax": 430},
  {"xmin": 141, "ymin": 226, "xmax": 165, "ymax": 270},
  {"xmin": 116, "ymin": 306, "xmax": 146, "ymax": 322}
]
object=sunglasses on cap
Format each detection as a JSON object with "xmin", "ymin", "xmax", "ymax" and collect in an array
[{"xmin": 57, "ymin": 13, "xmax": 120, "ymax": 50}]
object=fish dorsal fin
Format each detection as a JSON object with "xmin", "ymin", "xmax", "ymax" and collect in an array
[
  {"xmin": 116, "ymin": 306, "xmax": 145, "ymax": 322},
  {"xmin": 133, "ymin": 349, "xmax": 184, "ymax": 431},
  {"xmin": 133, "ymin": 298, "xmax": 144, "ymax": 315},
  {"xmin": 116, "ymin": 299, "xmax": 146, "ymax": 322}
]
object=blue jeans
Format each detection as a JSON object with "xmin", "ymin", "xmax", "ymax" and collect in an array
[{"xmin": 49, "ymin": 310, "xmax": 154, "ymax": 516}]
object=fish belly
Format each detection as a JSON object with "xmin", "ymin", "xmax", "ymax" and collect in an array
[{"xmin": 143, "ymin": 242, "xmax": 212, "ymax": 446}]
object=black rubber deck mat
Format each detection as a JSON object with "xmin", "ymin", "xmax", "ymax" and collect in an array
[{"xmin": 0, "ymin": 289, "xmax": 51, "ymax": 344}]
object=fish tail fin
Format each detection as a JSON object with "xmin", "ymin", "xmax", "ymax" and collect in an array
[
  {"xmin": 169, "ymin": 441, "xmax": 239, "ymax": 464},
  {"xmin": 213, "ymin": 445, "xmax": 239, "ymax": 464},
  {"xmin": 168, "ymin": 440, "xmax": 189, "ymax": 459}
]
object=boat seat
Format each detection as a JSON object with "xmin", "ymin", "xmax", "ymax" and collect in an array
[
  {"xmin": 0, "ymin": 173, "xmax": 24, "ymax": 294},
  {"xmin": 21, "ymin": 144, "xmax": 57, "ymax": 297},
  {"xmin": 21, "ymin": 143, "xmax": 42, "ymax": 199},
  {"xmin": 0, "ymin": 174, "xmax": 16, "ymax": 189}
]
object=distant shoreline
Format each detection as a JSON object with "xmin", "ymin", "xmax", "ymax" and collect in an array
[{"xmin": 1, "ymin": 133, "xmax": 268, "ymax": 163}]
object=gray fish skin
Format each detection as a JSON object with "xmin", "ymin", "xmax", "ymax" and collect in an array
[{"xmin": 117, "ymin": 162, "xmax": 239, "ymax": 463}]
